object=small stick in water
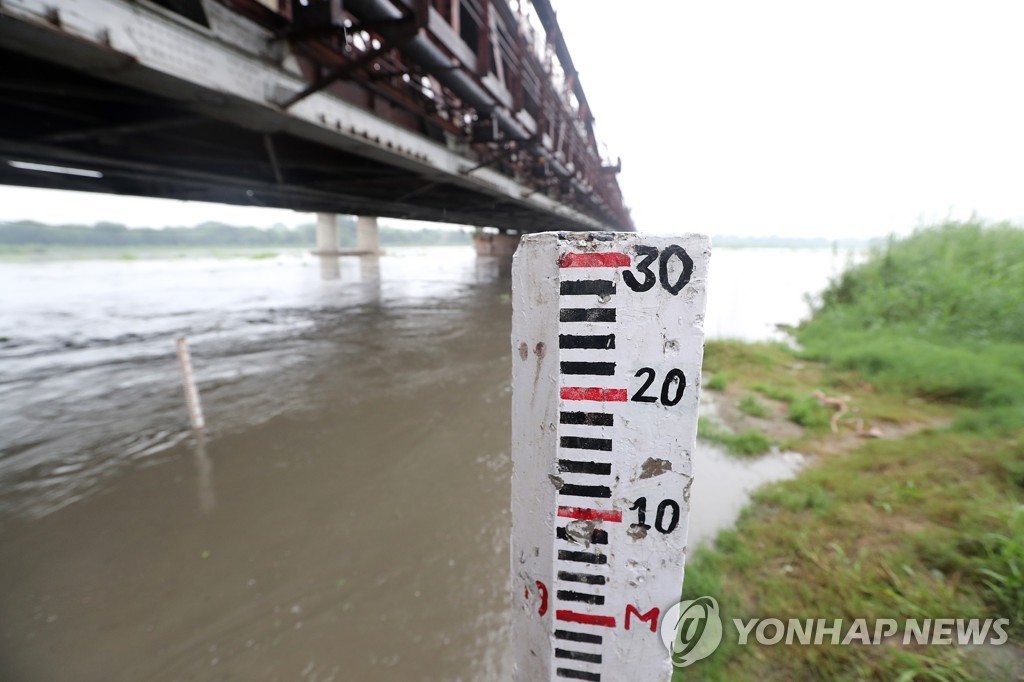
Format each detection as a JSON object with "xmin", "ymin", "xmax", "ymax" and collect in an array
[{"xmin": 176, "ymin": 337, "xmax": 206, "ymax": 431}]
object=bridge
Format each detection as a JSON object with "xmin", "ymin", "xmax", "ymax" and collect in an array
[{"xmin": 0, "ymin": 0, "xmax": 633, "ymax": 253}]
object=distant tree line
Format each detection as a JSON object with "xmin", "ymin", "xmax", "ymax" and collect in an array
[
  {"xmin": 0, "ymin": 219, "xmax": 472, "ymax": 247},
  {"xmin": 712, "ymin": 235, "xmax": 877, "ymax": 248}
]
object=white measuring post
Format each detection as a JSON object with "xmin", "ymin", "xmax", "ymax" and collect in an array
[
  {"xmin": 176, "ymin": 337, "xmax": 206, "ymax": 431},
  {"xmin": 511, "ymin": 232, "xmax": 710, "ymax": 681}
]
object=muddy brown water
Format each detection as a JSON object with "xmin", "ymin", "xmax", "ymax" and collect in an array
[{"xmin": 0, "ymin": 247, "xmax": 828, "ymax": 681}]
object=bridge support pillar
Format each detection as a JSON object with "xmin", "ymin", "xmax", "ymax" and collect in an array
[
  {"xmin": 356, "ymin": 216, "xmax": 381, "ymax": 254},
  {"xmin": 314, "ymin": 213, "xmax": 340, "ymax": 254},
  {"xmin": 473, "ymin": 230, "xmax": 521, "ymax": 257}
]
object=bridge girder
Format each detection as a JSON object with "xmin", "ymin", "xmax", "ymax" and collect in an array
[{"xmin": 0, "ymin": 0, "xmax": 634, "ymax": 232}]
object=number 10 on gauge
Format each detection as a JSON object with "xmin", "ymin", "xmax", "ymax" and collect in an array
[{"xmin": 511, "ymin": 233, "xmax": 710, "ymax": 681}]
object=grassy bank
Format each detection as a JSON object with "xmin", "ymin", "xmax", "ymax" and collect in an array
[{"xmin": 682, "ymin": 222, "xmax": 1024, "ymax": 680}]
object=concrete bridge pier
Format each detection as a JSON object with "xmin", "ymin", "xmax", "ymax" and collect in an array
[
  {"xmin": 314, "ymin": 213, "xmax": 341, "ymax": 255},
  {"xmin": 472, "ymin": 230, "xmax": 521, "ymax": 257},
  {"xmin": 313, "ymin": 214, "xmax": 382, "ymax": 256},
  {"xmin": 356, "ymin": 216, "xmax": 381, "ymax": 255}
]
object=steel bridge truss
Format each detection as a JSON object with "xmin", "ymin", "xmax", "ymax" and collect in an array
[{"xmin": 0, "ymin": 0, "xmax": 633, "ymax": 232}]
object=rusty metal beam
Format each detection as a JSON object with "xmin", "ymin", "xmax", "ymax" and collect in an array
[{"xmin": 277, "ymin": 43, "xmax": 393, "ymax": 109}]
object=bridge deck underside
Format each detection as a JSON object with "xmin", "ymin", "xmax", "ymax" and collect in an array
[{"xmin": 0, "ymin": 50, "xmax": 600, "ymax": 232}]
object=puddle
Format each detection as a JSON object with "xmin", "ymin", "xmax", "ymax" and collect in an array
[{"xmin": 689, "ymin": 440, "xmax": 807, "ymax": 548}]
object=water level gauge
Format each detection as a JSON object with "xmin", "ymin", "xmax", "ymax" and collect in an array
[{"xmin": 511, "ymin": 232, "xmax": 710, "ymax": 681}]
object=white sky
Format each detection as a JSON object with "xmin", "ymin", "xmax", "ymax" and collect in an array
[
  {"xmin": 2, "ymin": 0, "xmax": 1024, "ymax": 238},
  {"xmin": 555, "ymin": 0, "xmax": 1024, "ymax": 237}
]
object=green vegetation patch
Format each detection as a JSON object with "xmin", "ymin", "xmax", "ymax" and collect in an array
[
  {"xmin": 798, "ymin": 221, "xmax": 1024, "ymax": 417},
  {"xmin": 679, "ymin": 429, "xmax": 1024, "ymax": 680},
  {"xmin": 788, "ymin": 395, "xmax": 832, "ymax": 430},
  {"xmin": 698, "ymin": 417, "xmax": 775, "ymax": 456},
  {"xmin": 705, "ymin": 372, "xmax": 729, "ymax": 391},
  {"xmin": 738, "ymin": 394, "xmax": 768, "ymax": 418},
  {"xmin": 752, "ymin": 382, "xmax": 797, "ymax": 403}
]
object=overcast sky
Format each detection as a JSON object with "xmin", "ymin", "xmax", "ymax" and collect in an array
[
  {"xmin": 556, "ymin": 0, "xmax": 1024, "ymax": 237},
  {"xmin": 2, "ymin": 0, "xmax": 1023, "ymax": 237}
]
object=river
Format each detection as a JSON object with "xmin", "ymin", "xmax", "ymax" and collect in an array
[{"xmin": 0, "ymin": 244, "xmax": 856, "ymax": 681}]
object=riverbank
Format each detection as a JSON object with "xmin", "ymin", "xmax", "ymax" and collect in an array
[{"xmin": 683, "ymin": 222, "xmax": 1024, "ymax": 680}]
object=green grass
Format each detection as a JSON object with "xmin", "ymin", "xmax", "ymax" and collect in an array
[
  {"xmin": 752, "ymin": 382, "xmax": 797, "ymax": 403},
  {"xmin": 738, "ymin": 394, "xmax": 767, "ymax": 418},
  {"xmin": 799, "ymin": 331, "xmax": 1024, "ymax": 407},
  {"xmin": 680, "ymin": 429, "xmax": 1024, "ymax": 680},
  {"xmin": 814, "ymin": 223, "xmax": 1024, "ymax": 342},
  {"xmin": 798, "ymin": 221, "xmax": 1024, "ymax": 418},
  {"xmin": 788, "ymin": 395, "xmax": 832, "ymax": 429},
  {"xmin": 706, "ymin": 372, "xmax": 729, "ymax": 391},
  {"xmin": 953, "ymin": 406, "xmax": 1024, "ymax": 438},
  {"xmin": 753, "ymin": 481, "xmax": 832, "ymax": 513},
  {"xmin": 698, "ymin": 417, "xmax": 775, "ymax": 456},
  {"xmin": 979, "ymin": 508, "xmax": 1024, "ymax": 628}
]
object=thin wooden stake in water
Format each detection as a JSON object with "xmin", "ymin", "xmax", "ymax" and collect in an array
[{"xmin": 176, "ymin": 337, "xmax": 206, "ymax": 431}]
